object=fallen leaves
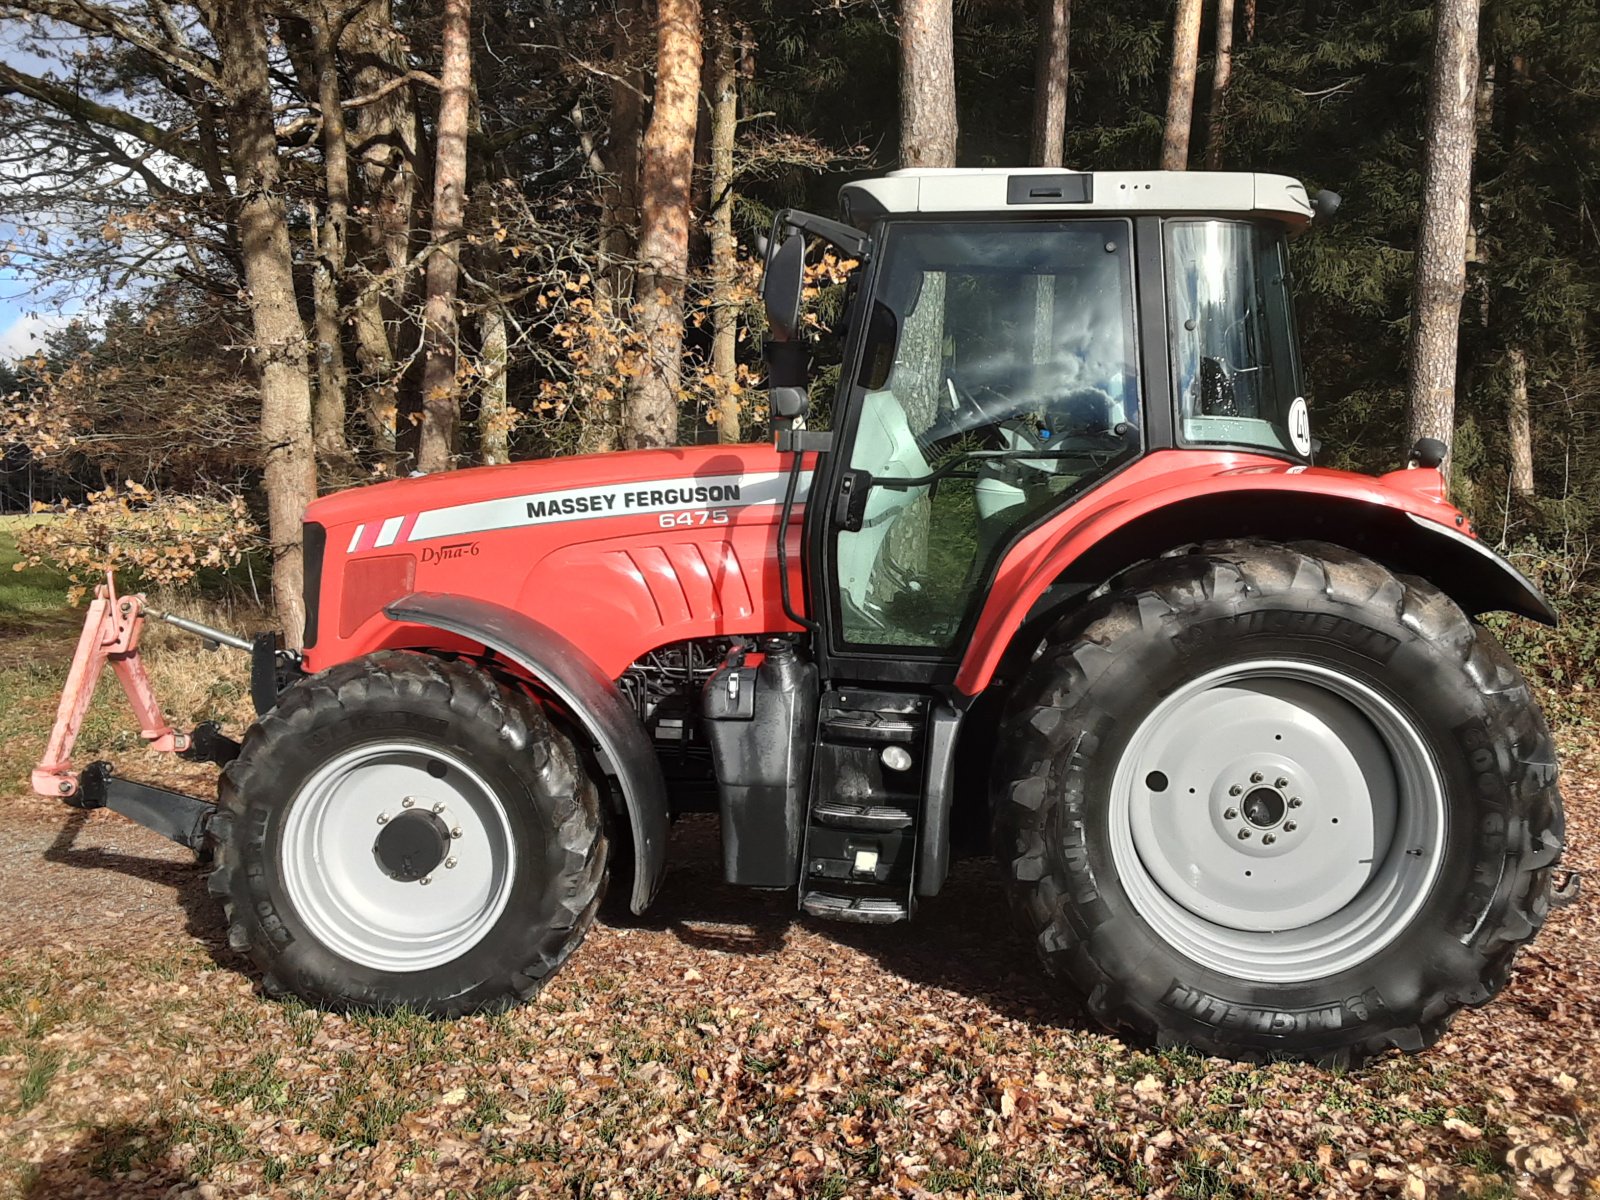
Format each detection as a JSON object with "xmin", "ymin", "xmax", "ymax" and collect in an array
[{"xmin": 0, "ymin": 700, "xmax": 1598, "ymax": 1198}]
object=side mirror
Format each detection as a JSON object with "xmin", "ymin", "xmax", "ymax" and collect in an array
[
  {"xmin": 762, "ymin": 233, "xmax": 805, "ymax": 342},
  {"xmin": 1311, "ymin": 189, "xmax": 1342, "ymax": 223}
]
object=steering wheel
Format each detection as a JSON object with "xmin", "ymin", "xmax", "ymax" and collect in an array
[{"xmin": 926, "ymin": 374, "xmax": 1017, "ymax": 444}]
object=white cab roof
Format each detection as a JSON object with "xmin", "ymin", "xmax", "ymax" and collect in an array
[{"xmin": 838, "ymin": 168, "xmax": 1313, "ymax": 230}]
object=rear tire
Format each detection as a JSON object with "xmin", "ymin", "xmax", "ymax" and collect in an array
[
  {"xmin": 992, "ymin": 540, "xmax": 1564, "ymax": 1065},
  {"xmin": 210, "ymin": 651, "xmax": 606, "ymax": 1016}
]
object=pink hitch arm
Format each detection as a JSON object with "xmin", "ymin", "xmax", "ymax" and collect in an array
[{"xmin": 31, "ymin": 575, "xmax": 189, "ymax": 799}]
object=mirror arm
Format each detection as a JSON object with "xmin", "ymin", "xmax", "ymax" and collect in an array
[{"xmin": 773, "ymin": 208, "xmax": 872, "ymax": 261}]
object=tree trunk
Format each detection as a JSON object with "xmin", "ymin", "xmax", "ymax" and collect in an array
[
  {"xmin": 310, "ymin": 6, "xmax": 351, "ymax": 467},
  {"xmin": 416, "ymin": 0, "xmax": 473, "ymax": 472},
  {"xmin": 1161, "ymin": 0, "xmax": 1205, "ymax": 170},
  {"xmin": 1507, "ymin": 345, "xmax": 1533, "ymax": 496},
  {"xmin": 478, "ymin": 304, "xmax": 511, "ymax": 465},
  {"xmin": 1405, "ymin": 0, "xmax": 1482, "ymax": 480},
  {"xmin": 209, "ymin": 0, "xmax": 317, "ymax": 647},
  {"xmin": 899, "ymin": 0, "xmax": 957, "ymax": 167},
  {"xmin": 1244, "ymin": 0, "xmax": 1256, "ymax": 42},
  {"xmin": 1031, "ymin": 0, "xmax": 1071, "ymax": 167},
  {"xmin": 346, "ymin": 0, "xmax": 419, "ymax": 460},
  {"xmin": 578, "ymin": 0, "xmax": 646, "ymax": 455},
  {"xmin": 1205, "ymin": 0, "xmax": 1236, "ymax": 169},
  {"xmin": 708, "ymin": 7, "xmax": 741, "ymax": 444},
  {"xmin": 625, "ymin": 0, "xmax": 702, "ymax": 449}
]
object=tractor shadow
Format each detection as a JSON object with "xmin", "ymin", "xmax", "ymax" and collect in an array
[
  {"xmin": 19, "ymin": 1118, "xmax": 194, "ymax": 1199},
  {"xmin": 42, "ymin": 805, "xmax": 1090, "ymax": 1036},
  {"xmin": 631, "ymin": 813, "xmax": 1090, "ymax": 1034},
  {"xmin": 42, "ymin": 807, "xmax": 240, "ymax": 967}
]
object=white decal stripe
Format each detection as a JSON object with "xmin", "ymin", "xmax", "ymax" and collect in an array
[
  {"xmin": 347, "ymin": 524, "xmax": 365, "ymax": 553},
  {"xmin": 374, "ymin": 515, "xmax": 405, "ymax": 547},
  {"xmin": 406, "ymin": 470, "xmax": 814, "ymax": 544}
]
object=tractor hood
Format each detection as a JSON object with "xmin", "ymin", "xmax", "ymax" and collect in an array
[
  {"xmin": 304, "ymin": 443, "xmax": 791, "ymax": 533},
  {"xmin": 300, "ymin": 441, "xmax": 807, "ymax": 677}
]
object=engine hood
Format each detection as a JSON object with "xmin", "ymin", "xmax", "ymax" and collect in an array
[{"xmin": 305, "ymin": 443, "xmax": 786, "ymax": 530}]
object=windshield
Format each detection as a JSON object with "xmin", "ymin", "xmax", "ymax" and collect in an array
[{"xmin": 1166, "ymin": 220, "xmax": 1309, "ymax": 457}]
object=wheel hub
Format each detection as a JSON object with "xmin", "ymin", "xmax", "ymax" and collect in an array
[
  {"xmin": 373, "ymin": 806, "xmax": 452, "ymax": 882},
  {"xmin": 278, "ymin": 743, "xmax": 514, "ymax": 973},
  {"xmin": 1109, "ymin": 660, "xmax": 1447, "ymax": 983},
  {"xmin": 1241, "ymin": 786, "xmax": 1285, "ymax": 830}
]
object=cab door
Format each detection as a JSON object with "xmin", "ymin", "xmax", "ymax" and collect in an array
[{"xmin": 815, "ymin": 218, "xmax": 1146, "ymax": 678}]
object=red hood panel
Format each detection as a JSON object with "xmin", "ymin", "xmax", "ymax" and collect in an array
[{"xmin": 303, "ymin": 443, "xmax": 809, "ymax": 677}]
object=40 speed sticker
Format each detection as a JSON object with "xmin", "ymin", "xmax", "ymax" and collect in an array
[{"xmin": 404, "ymin": 471, "xmax": 813, "ymax": 544}]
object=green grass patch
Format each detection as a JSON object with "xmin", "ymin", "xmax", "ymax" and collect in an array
[
  {"xmin": 17, "ymin": 1047, "xmax": 62, "ymax": 1112},
  {"xmin": 0, "ymin": 515, "xmax": 70, "ymax": 617}
]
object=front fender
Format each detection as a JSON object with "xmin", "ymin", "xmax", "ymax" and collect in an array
[
  {"xmin": 385, "ymin": 593, "xmax": 668, "ymax": 914},
  {"xmin": 955, "ymin": 452, "xmax": 1556, "ymax": 696}
]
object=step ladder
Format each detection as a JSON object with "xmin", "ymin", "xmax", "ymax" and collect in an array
[{"xmin": 797, "ymin": 688, "xmax": 929, "ymax": 924}]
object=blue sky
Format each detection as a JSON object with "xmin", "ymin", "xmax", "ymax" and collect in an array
[{"xmin": 1, "ymin": 35, "xmax": 92, "ymax": 360}]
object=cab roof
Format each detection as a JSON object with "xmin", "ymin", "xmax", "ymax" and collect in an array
[{"xmin": 838, "ymin": 168, "xmax": 1313, "ymax": 231}]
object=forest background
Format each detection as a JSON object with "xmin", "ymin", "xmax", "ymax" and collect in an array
[{"xmin": 0, "ymin": 0, "xmax": 1595, "ymax": 687}]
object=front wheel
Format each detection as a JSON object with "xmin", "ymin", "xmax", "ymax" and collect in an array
[
  {"xmin": 992, "ymin": 540, "xmax": 1564, "ymax": 1065},
  {"xmin": 210, "ymin": 651, "xmax": 607, "ymax": 1016}
]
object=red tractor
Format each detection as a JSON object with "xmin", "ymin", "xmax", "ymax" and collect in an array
[{"xmin": 34, "ymin": 168, "xmax": 1572, "ymax": 1065}]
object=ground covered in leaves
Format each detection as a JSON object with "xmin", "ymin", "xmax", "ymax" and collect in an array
[{"xmin": 0, "ymin": 590, "xmax": 1594, "ymax": 1197}]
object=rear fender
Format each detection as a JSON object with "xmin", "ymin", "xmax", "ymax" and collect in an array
[
  {"xmin": 384, "ymin": 593, "xmax": 668, "ymax": 914},
  {"xmin": 956, "ymin": 467, "xmax": 1556, "ymax": 696}
]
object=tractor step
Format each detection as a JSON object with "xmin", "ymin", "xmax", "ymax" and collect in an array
[
  {"xmin": 799, "ymin": 892, "xmax": 908, "ymax": 924},
  {"xmin": 817, "ymin": 710, "xmax": 920, "ymax": 744},
  {"xmin": 811, "ymin": 800, "xmax": 916, "ymax": 831},
  {"xmin": 798, "ymin": 688, "xmax": 931, "ymax": 921}
]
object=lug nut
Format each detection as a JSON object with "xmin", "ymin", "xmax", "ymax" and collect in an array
[
  {"xmin": 1229, "ymin": 785, "xmax": 1243, "ymax": 797},
  {"xmin": 1237, "ymin": 829, "xmax": 1251, "ymax": 840},
  {"xmin": 433, "ymin": 802, "xmax": 446, "ymax": 814},
  {"xmin": 445, "ymin": 857, "xmax": 457, "ymax": 869},
  {"xmin": 1223, "ymin": 807, "xmax": 1239, "ymax": 820},
  {"xmin": 59, "ymin": 781, "xmax": 72, "ymax": 795},
  {"xmin": 1288, "ymin": 797, "xmax": 1301, "ymax": 808},
  {"xmin": 377, "ymin": 812, "xmax": 389, "ymax": 825},
  {"xmin": 1263, "ymin": 834, "xmax": 1277, "ymax": 845},
  {"xmin": 451, "ymin": 827, "xmax": 462, "ymax": 839},
  {"xmin": 1250, "ymin": 772, "xmax": 1263, "ymax": 784},
  {"xmin": 401, "ymin": 797, "xmax": 415, "ymax": 809},
  {"xmin": 420, "ymin": 876, "xmax": 432, "ymax": 886},
  {"xmin": 1283, "ymin": 821, "xmax": 1297, "ymax": 833},
  {"xmin": 1274, "ymin": 777, "xmax": 1289, "ymax": 789}
]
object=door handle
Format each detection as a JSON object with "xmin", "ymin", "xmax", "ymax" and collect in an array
[{"xmin": 834, "ymin": 469, "xmax": 872, "ymax": 532}]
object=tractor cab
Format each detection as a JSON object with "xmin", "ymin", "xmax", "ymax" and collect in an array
[{"xmin": 763, "ymin": 168, "xmax": 1320, "ymax": 671}]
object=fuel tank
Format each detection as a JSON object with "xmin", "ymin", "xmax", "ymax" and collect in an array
[{"xmin": 301, "ymin": 444, "xmax": 809, "ymax": 677}]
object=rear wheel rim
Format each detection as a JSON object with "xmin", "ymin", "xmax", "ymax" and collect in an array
[
  {"xmin": 279, "ymin": 741, "xmax": 516, "ymax": 973},
  {"xmin": 1108, "ymin": 659, "xmax": 1447, "ymax": 984}
]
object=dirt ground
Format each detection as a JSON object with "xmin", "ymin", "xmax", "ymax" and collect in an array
[{"xmin": 0, "ymin": 719, "xmax": 1594, "ymax": 1200}]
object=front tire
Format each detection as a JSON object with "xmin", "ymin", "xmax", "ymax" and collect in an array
[
  {"xmin": 210, "ymin": 651, "xmax": 606, "ymax": 1016},
  {"xmin": 992, "ymin": 540, "xmax": 1564, "ymax": 1065}
]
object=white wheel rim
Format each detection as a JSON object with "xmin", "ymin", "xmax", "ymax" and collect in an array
[
  {"xmin": 1109, "ymin": 659, "xmax": 1447, "ymax": 984},
  {"xmin": 279, "ymin": 741, "xmax": 516, "ymax": 972}
]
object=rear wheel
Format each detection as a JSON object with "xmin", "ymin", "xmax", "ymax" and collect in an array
[
  {"xmin": 211, "ymin": 651, "xmax": 606, "ymax": 1016},
  {"xmin": 992, "ymin": 540, "xmax": 1564, "ymax": 1064}
]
